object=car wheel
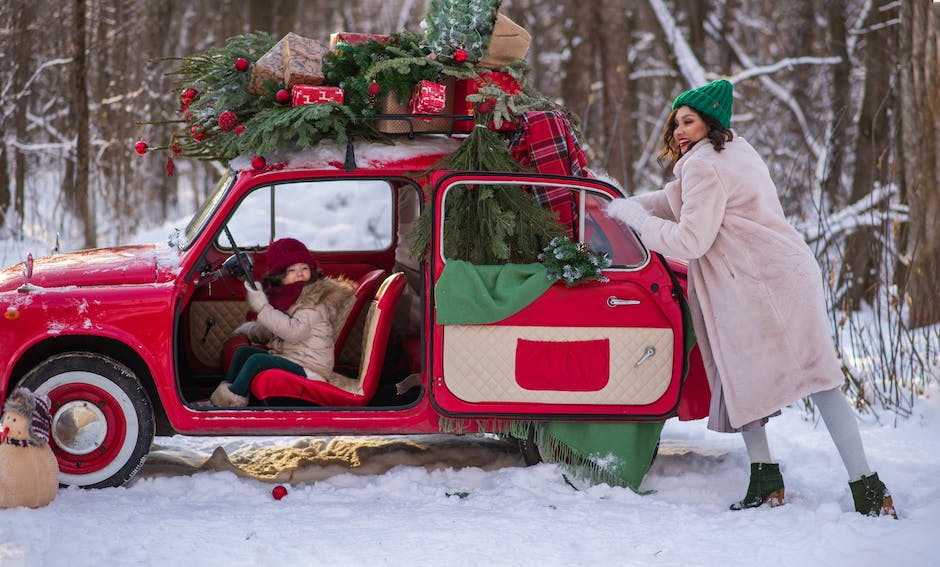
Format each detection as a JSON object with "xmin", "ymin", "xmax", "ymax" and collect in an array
[
  {"xmin": 517, "ymin": 424, "xmax": 543, "ymax": 466},
  {"xmin": 19, "ymin": 352, "xmax": 155, "ymax": 488}
]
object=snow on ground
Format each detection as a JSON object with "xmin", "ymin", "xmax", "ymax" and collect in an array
[{"xmin": 1, "ymin": 385, "xmax": 936, "ymax": 567}]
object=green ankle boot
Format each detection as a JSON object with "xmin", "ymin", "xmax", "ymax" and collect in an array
[
  {"xmin": 730, "ymin": 462, "xmax": 785, "ymax": 510},
  {"xmin": 849, "ymin": 472, "xmax": 898, "ymax": 519}
]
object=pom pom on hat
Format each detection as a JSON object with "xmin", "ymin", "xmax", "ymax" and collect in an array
[
  {"xmin": 672, "ymin": 79, "xmax": 734, "ymax": 128},
  {"xmin": 266, "ymin": 238, "xmax": 317, "ymax": 276}
]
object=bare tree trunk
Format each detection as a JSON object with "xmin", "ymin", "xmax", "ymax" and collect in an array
[
  {"xmin": 595, "ymin": 0, "xmax": 635, "ymax": 188},
  {"xmin": 561, "ymin": 0, "xmax": 592, "ymax": 126},
  {"xmin": 70, "ymin": 0, "xmax": 95, "ymax": 248},
  {"xmin": 822, "ymin": 0, "xmax": 851, "ymax": 205},
  {"xmin": 897, "ymin": 0, "xmax": 940, "ymax": 327},
  {"xmin": 9, "ymin": 1, "xmax": 33, "ymax": 239},
  {"xmin": 839, "ymin": 1, "xmax": 897, "ymax": 311}
]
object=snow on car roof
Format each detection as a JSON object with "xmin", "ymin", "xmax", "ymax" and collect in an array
[{"xmin": 229, "ymin": 135, "xmax": 464, "ymax": 173}]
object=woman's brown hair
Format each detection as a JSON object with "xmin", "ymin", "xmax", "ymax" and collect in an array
[{"xmin": 656, "ymin": 107, "xmax": 734, "ymax": 168}]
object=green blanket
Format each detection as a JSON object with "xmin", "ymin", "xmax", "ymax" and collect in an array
[
  {"xmin": 539, "ymin": 421, "xmax": 664, "ymax": 491},
  {"xmin": 435, "ymin": 260, "xmax": 554, "ymax": 324}
]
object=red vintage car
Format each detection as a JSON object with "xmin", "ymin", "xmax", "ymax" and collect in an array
[{"xmin": 0, "ymin": 137, "xmax": 709, "ymax": 488}]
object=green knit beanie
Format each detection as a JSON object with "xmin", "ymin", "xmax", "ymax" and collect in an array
[{"xmin": 672, "ymin": 79, "xmax": 734, "ymax": 128}]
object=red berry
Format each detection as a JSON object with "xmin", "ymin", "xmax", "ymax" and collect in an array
[
  {"xmin": 191, "ymin": 125, "xmax": 204, "ymax": 141},
  {"xmin": 134, "ymin": 140, "xmax": 148, "ymax": 155},
  {"xmin": 367, "ymin": 81, "xmax": 381, "ymax": 96},
  {"xmin": 182, "ymin": 88, "xmax": 198, "ymax": 99},
  {"xmin": 251, "ymin": 156, "xmax": 266, "ymax": 170},
  {"xmin": 235, "ymin": 125, "xmax": 245, "ymax": 136},
  {"xmin": 234, "ymin": 57, "xmax": 250, "ymax": 72},
  {"xmin": 275, "ymin": 89, "xmax": 291, "ymax": 105},
  {"xmin": 170, "ymin": 140, "xmax": 181, "ymax": 154},
  {"xmin": 218, "ymin": 110, "xmax": 238, "ymax": 131},
  {"xmin": 272, "ymin": 485, "xmax": 287, "ymax": 500},
  {"xmin": 453, "ymin": 49, "xmax": 468, "ymax": 63}
]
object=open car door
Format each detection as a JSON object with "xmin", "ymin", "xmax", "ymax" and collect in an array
[{"xmin": 429, "ymin": 172, "xmax": 691, "ymax": 420}]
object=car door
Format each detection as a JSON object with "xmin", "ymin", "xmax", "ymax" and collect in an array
[{"xmin": 429, "ymin": 172, "xmax": 690, "ymax": 419}]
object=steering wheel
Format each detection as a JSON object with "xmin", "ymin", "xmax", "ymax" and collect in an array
[{"xmin": 223, "ymin": 227, "xmax": 257, "ymax": 290}]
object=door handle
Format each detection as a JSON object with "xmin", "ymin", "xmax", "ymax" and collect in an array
[
  {"xmin": 634, "ymin": 346, "xmax": 656, "ymax": 367},
  {"xmin": 607, "ymin": 297, "xmax": 641, "ymax": 307}
]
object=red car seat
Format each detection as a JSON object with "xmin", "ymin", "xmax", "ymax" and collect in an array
[{"xmin": 250, "ymin": 272, "xmax": 406, "ymax": 406}]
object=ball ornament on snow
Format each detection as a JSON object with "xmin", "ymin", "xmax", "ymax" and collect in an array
[
  {"xmin": 134, "ymin": 141, "xmax": 149, "ymax": 155},
  {"xmin": 272, "ymin": 485, "xmax": 288, "ymax": 500},
  {"xmin": 251, "ymin": 156, "xmax": 266, "ymax": 170},
  {"xmin": 217, "ymin": 111, "xmax": 238, "ymax": 131},
  {"xmin": 234, "ymin": 57, "xmax": 250, "ymax": 72}
]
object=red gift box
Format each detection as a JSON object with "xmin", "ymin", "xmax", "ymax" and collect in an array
[
  {"xmin": 329, "ymin": 32, "xmax": 391, "ymax": 48},
  {"xmin": 291, "ymin": 85, "xmax": 344, "ymax": 106},
  {"xmin": 453, "ymin": 72, "xmax": 522, "ymax": 132},
  {"xmin": 409, "ymin": 80, "xmax": 447, "ymax": 115}
]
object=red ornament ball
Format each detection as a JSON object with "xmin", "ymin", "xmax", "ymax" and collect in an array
[
  {"xmin": 272, "ymin": 485, "xmax": 288, "ymax": 500},
  {"xmin": 182, "ymin": 88, "xmax": 198, "ymax": 100},
  {"xmin": 133, "ymin": 140, "xmax": 148, "ymax": 156},
  {"xmin": 251, "ymin": 156, "xmax": 266, "ymax": 170},
  {"xmin": 367, "ymin": 81, "xmax": 381, "ymax": 96},
  {"xmin": 218, "ymin": 110, "xmax": 238, "ymax": 131},
  {"xmin": 275, "ymin": 89, "xmax": 291, "ymax": 105},
  {"xmin": 476, "ymin": 101, "xmax": 491, "ymax": 114},
  {"xmin": 453, "ymin": 49, "xmax": 468, "ymax": 63},
  {"xmin": 190, "ymin": 125, "xmax": 204, "ymax": 141},
  {"xmin": 235, "ymin": 125, "xmax": 245, "ymax": 136},
  {"xmin": 234, "ymin": 58, "xmax": 250, "ymax": 72}
]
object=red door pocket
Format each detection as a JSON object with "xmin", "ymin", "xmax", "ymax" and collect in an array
[{"xmin": 515, "ymin": 338, "xmax": 610, "ymax": 391}]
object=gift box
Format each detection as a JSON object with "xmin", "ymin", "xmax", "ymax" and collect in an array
[
  {"xmin": 292, "ymin": 85, "xmax": 344, "ymax": 106},
  {"xmin": 453, "ymin": 72, "xmax": 522, "ymax": 132},
  {"xmin": 329, "ymin": 32, "xmax": 391, "ymax": 48},
  {"xmin": 248, "ymin": 33, "xmax": 326, "ymax": 95},
  {"xmin": 282, "ymin": 33, "xmax": 328, "ymax": 89},
  {"xmin": 409, "ymin": 80, "xmax": 447, "ymax": 116},
  {"xmin": 376, "ymin": 77, "xmax": 455, "ymax": 135},
  {"xmin": 479, "ymin": 13, "xmax": 531, "ymax": 69}
]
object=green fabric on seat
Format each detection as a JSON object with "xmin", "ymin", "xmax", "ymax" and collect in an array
[
  {"xmin": 539, "ymin": 420, "xmax": 664, "ymax": 491},
  {"xmin": 435, "ymin": 260, "xmax": 555, "ymax": 324}
]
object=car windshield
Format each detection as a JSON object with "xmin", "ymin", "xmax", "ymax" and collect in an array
[{"xmin": 180, "ymin": 171, "xmax": 235, "ymax": 250}]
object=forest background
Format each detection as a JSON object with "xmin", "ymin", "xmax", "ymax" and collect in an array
[{"xmin": 1, "ymin": 0, "xmax": 938, "ymax": 415}]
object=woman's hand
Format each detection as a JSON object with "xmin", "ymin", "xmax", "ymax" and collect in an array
[
  {"xmin": 244, "ymin": 280, "xmax": 268, "ymax": 312},
  {"xmin": 605, "ymin": 198, "xmax": 651, "ymax": 233}
]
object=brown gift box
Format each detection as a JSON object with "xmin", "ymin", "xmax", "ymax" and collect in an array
[
  {"xmin": 248, "ymin": 33, "xmax": 327, "ymax": 95},
  {"xmin": 479, "ymin": 14, "xmax": 531, "ymax": 69},
  {"xmin": 376, "ymin": 77, "xmax": 455, "ymax": 134}
]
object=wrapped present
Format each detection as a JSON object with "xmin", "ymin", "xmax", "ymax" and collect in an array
[
  {"xmin": 329, "ymin": 32, "xmax": 391, "ymax": 48},
  {"xmin": 292, "ymin": 85, "xmax": 344, "ymax": 106},
  {"xmin": 409, "ymin": 80, "xmax": 447, "ymax": 115},
  {"xmin": 282, "ymin": 33, "xmax": 328, "ymax": 89},
  {"xmin": 377, "ymin": 77, "xmax": 455, "ymax": 135},
  {"xmin": 249, "ymin": 33, "xmax": 327, "ymax": 95},
  {"xmin": 479, "ymin": 13, "xmax": 531, "ymax": 69},
  {"xmin": 453, "ymin": 72, "xmax": 522, "ymax": 132}
]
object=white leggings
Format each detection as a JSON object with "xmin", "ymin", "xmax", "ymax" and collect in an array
[{"xmin": 741, "ymin": 387, "xmax": 872, "ymax": 481}]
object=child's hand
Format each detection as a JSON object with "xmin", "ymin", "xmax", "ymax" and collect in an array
[{"xmin": 244, "ymin": 281, "xmax": 268, "ymax": 312}]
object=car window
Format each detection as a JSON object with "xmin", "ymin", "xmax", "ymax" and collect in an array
[
  {"xmin": 440, "ymin": 181, "xmax": 647, "ymax": 268},
  {"xmin": 221, "ymin": 180, "xmax": 393, "ymax": 252}
]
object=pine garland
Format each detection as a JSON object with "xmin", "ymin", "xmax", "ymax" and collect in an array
[{"xmin": 539, "ymin": 236, "xmax": 612, "ymax": 287}]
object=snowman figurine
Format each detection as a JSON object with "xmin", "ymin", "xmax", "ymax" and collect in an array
[{"xmin": 0, "ymin": 387, "xmax": 59, "ymax": 508}]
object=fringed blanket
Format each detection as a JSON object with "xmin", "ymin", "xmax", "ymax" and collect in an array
[{"xmin": 435, "ymin": 260, "xmax": 554, "ymax": 324}]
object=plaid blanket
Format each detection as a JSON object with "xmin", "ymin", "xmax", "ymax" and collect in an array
[{"xmin": 509, "ymin": 111, "xmax": 589, "ymax": 236}]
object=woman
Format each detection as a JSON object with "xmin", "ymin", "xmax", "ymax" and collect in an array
[
  {"xmin": 210, "ymin": 237, "xmax": 356, "ymax": 408},
  {"xmin": 606, "ymin": 79, "xmax": 897, "ymax": 518}
]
